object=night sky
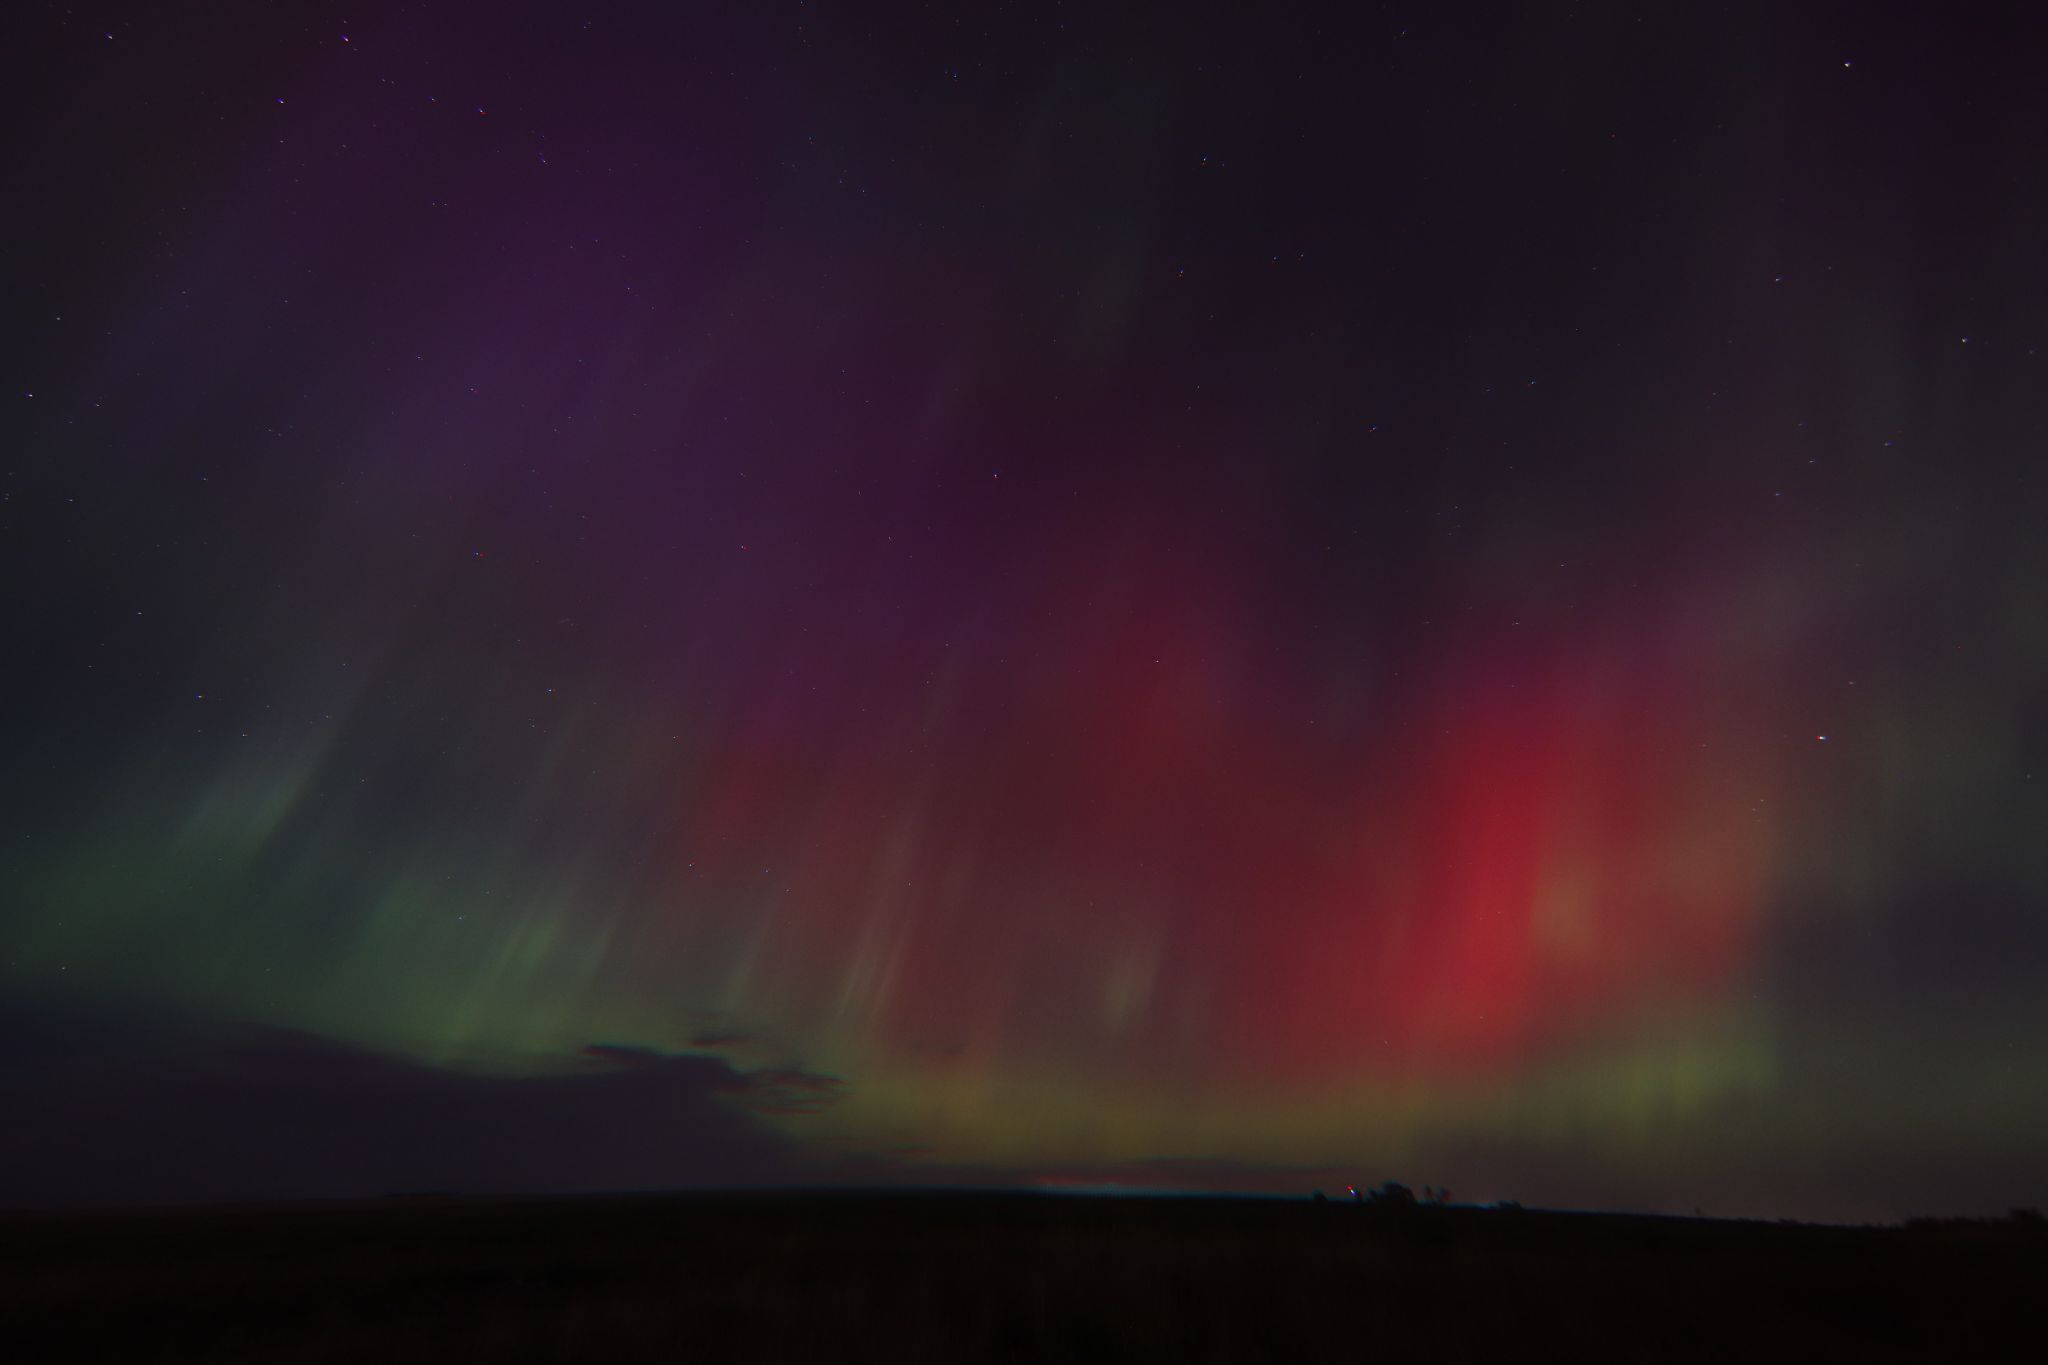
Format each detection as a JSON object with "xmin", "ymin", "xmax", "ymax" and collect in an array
[{"xmin": 5, "ymin": 2, "xmax": 2047, "ymax": 1222}]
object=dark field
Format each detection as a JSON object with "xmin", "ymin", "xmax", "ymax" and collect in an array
[{"xmin": 4, "ymin": 1192, "xmax": 2042, "ymax": 1362}]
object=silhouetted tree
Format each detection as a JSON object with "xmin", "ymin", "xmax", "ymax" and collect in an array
[{"xmin": 1363, "ymin": 1182, "xmax": 1417, "ymax": 1212}]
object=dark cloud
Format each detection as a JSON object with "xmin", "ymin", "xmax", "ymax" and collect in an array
[
  {"xmin": 10, "ymin": 992, "xmax": 2040, "ymax": 1222},
  {"xmin": 744, "ymin": 1069, "xmax": 849, "ymax": 1117},
  {"xmin": 687, "ymin": 1030, "xmax": 764, "ymax": 1050},
  {"xmin": 577, "ymin": 1044, "xmax": 847, "ymax": 1116},
  {"xmin": 0, "ymin": 999, "xmax": 839, "ymax": 1209}
]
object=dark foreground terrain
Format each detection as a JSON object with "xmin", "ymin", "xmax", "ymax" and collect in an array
[{"xmin": 4, "ymin": 1191, "xmax": 2043, "ymax": 1362}]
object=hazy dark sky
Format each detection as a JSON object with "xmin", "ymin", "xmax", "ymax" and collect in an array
[{"xmin": 4, "ymin": 2, "xmax": 2046, "ymax": 1221}]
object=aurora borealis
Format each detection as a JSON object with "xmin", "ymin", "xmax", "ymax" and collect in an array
[{"xmin": 5, "ymin": 2, "xmax": 2048, "ymax": 1220}]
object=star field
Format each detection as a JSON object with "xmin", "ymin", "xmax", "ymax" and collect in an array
[{"xmin": 3, "ymin": 2, "xmax": 2048, "ymax": 1219}]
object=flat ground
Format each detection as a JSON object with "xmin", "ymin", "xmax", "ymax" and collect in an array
[{"xmin": 4, "ymin": 1192, "xmax": 2041, "ymax": 1361}]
